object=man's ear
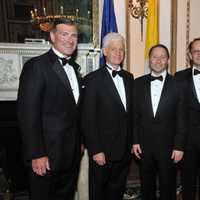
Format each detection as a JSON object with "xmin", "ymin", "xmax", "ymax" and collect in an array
[
  {"xmin": 188, "ymin": 52, "xmax": 192, "ymax": 60},
  {"xmin": 167, "ymin": 58, "xmax": 170, "ymax": 66},
  {"xmin": 50, "ymin": 32, "xmax": 55, "ymax": 43},
  {"xmin": 102, "ymin": 48, "xmax": 107, "ymax": 57}
]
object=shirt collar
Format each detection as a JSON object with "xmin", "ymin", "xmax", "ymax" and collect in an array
[
  {"xmin": 52, "ymin": 47, "xmax": 71, "ymax": 59},
  {"xmin": 193, "ymin": 65, "xmax": 200, "ymax": 74},
  {"xmin": 106, "ymin": 63, "xmax": 121, "ymax": 72},
  {"xmin": 151, "ymin": 70, "xmax": 167, "ymax": 80}
]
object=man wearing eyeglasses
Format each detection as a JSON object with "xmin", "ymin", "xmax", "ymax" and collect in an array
[
  {"xmin": 175, "ymin": 38, "xmax": 200, "ymax": 200},
  {"xmin": 17, "ymin": 18, "xmax": 82, "ymax": 200},
  {"xmin": 132, "ymin": 44, "xmax": 186, "ymax": 200}
]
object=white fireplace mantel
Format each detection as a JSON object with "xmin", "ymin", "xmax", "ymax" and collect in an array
[{"xmin": 0, "ymin": 43, "xmax": 100, "ymax": 100}]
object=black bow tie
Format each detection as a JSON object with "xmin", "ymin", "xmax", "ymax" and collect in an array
[
  {"xmin": 150, "ymin": 75, "xmax": 163, "ymax": 82},
  {"xmin": 112, "ymin": 70, "xmax": 124, "ymax": 78},
  {"xmin": 106, "ymin": 66, "xmax": 124, "ymax": 78},
  {"xmin": 194, "ymin": 69, "xmax": 200, "ymax": 75},
  {"xmin": 59, "ymin": 57, "xmax": 69, "ymax": 66}
]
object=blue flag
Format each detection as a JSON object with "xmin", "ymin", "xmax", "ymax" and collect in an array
[{"xmin": 100, "ymin": 0, "xmax": 118, "ymax": 66}]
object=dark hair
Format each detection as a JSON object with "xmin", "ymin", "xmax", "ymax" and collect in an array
[
  {"xmin": 149, "ymin": 44, "xmax": 170, "ymax": 59},
  {"xmin": 50, "ymin": 18, "xmax": 77, "ymax": 32},
  {"xmin": 188, "ymin": 37, "xmax": 200, "ymax": 53}
]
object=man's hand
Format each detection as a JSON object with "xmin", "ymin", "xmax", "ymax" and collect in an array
[
  {"xmin": 171, "ymin": 150, "xmax": 184, "ymax": 163},
  {"xmin": 131, "ymin": 144, "xmax": 142, "ymax": 159},
  {"xmin": 93, "ymin": 152, "xmax": 106, "ymax": 166},
  {"xmin": 32, "ymin": 156, "xmax": 50, "ymax": 176}
]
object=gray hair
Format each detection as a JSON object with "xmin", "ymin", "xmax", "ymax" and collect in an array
[{"xmin": 102, "ymin": 32, "xmax": 125, "ymax": 48}]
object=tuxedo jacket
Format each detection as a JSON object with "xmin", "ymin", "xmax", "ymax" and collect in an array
[
  {"xmin": 175, "ymin": 68, "xmax": 200, "ymax": 144},
  {"xmin": 82, "ymin": 66, "xmax": 134, "ymax": 161},
  {"xmin": 17, "ymin": 49, "xmax": 82, "ymax": 171},
  {"xmin": 133, "ymin": 73, "xmax": 186, "ymax": 153}
]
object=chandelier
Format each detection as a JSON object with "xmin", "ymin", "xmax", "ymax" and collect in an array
[
  {"xmin": 30, "ymin": 5, "xmax": 92, "ymax": 32},
  {"xmin": 128, "ymin": 0, "xmax": 148, "ymax": 41}
]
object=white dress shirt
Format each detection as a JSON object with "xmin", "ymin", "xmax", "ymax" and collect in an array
[
  {"xmin": 106, "ymin": 63, "xmax": 126, "ymax": 110},
  {"xmin": 193, "ymin": 66, "xmax": 200, "ymax": 103},
  {"xmin": 150, "ymin": 70, "xmax": 167, "ymax": 117},
  {"xmin": 52, "ymin": 47, "xmax": 80, "ymax": 104}
]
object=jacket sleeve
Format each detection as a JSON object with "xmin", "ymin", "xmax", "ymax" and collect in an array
[
  {"xmin": 17, "ymin": 59, "xmax": 47, "ymax": 161},
  {"xmin": 132, "ymin": 79, "xmax": 141, "ymax": 145},
  {"xmin": 173, "ymin": 77, "xmax": 188, "ymax": 151},
  {"xmin": 81, "ymin": 75, "xmax": 102, "ymax": 157}
]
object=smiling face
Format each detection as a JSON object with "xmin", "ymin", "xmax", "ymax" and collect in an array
[
  {"xmin": 50, "ymin": 24, "xmax": 78, "ymax": 58},
  {"xmin": 189, "ymin": 40, "xmax": 200, "ymax": 68},
  {"xmin": 149, "ymin": 46, "xmax": 169, "ymax": 75},
  {"xmin": 103, "ymin": 39, "xmax": 125, "ymax": 70}
]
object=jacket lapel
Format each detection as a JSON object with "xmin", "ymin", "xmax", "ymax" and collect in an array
[
  {"xmin": 191, "ymin": 76, "xmax": 199, "ymax": 103},
  {"xmin": 146, "ymin": 75, "xmax": 155, "ymax": 117},
  {"xmin": 52, "ymin": 61, "xmax": 75, "ymax": 100},
  {"xmin": 102, "ymin": 67, "xmax": 126, "ymax": 112},
  {"xmin": 48, "ymin": 49, "xmax": 76, "ymax": 103},
  {"xmin": 69, "ymin": 60, "xmax": 83, "ymax": 105},
  {"xmin": 123, "ymin": 70, "xmax": 131, "ymax": 112},
  {"xmin": 188, "ymin": 69, "xmax": 200, "ymax": 105},
  {"xmin": 155, "ymin": 74, "xmax": 171, "ymax": 117}
]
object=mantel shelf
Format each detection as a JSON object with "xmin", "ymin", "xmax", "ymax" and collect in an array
[{"xmin": 0, "ymin": 43, "xmax": 100, "ymax": 100}]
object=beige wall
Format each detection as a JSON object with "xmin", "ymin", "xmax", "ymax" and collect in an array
[
  {"xmin": 128, "ymin": 16, "xmax": 146, "ymax": 78},
  {"xmin": 190, "ymin": 0, "xmax": 200, "ymax": 40},
  {"xmin": 177, "ymin": 0, "xmax": 200, "ymax": 71},
  {"xmin": 176, "ymin": 0, "xmax": 188, "ymax": 71}
]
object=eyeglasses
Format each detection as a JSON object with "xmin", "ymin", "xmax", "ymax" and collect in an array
[{"xmin": 191, "ymin": 50, "xmax": 200, "ymax": 54}]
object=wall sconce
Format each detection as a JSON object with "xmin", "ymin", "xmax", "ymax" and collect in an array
[{"xmin": 128, "ymin": 0, "xmax": 148, "ymax": 41}]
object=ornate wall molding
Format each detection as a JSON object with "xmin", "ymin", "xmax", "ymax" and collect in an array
[
  {"xmin": 170, "ymin": 0, "xmax": 177, "ymax": 75},
  {"xmin": 186, "ymin": 0, "xmax": 190, "ymax": 68},
  {"xmin": 126, "ymin": 0, "xmax": 130, "ymax": 72},
  {"xmin": 92, "ymin": 0, "xmax": 99, "ymax": 48}
]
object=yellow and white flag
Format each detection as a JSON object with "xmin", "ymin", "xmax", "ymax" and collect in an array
[{"xmin": 144, "ymin": 0, "xmax": 159, "ymax": 72}]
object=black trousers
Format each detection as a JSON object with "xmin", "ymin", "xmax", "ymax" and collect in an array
[
  {"xmin": 140, "ymin": 150, "xmax": 176, "ymax": 200},
  {"xmin": 182, "ymin": 142, "xmax": 200, "ymax": 200},
  {"xmin": 29, "ymin": 166, "xmax": 79, "ymax": 200},
  {"xmin": 89, "ymin": 156, "xmax": 131, "ymax": 200}
]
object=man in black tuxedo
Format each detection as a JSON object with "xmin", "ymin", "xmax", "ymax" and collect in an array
[
  {"xmin": 82, "ymin": 33, "xmax": 134, "ymax": 200},
  {"xmin": 17, "ymin": 18, "xmax": 82, "ymax": 200},
  {"xmin": 175, "ymin": 38, "xmax": 200, "ymax": 200},
  {"xmin": 132, "ymin": 44, "xmax": 186, "ymax": 200}
]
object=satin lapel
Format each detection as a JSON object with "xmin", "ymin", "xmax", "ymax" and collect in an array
[
  {"xmin": 70, "ymin": 63, "xmax": 82, "ymax": 105},
  {"xmin": 123, "ymin": 72, "xmax": 130, "ymax": 112},
  {"xmin": 102, "ymin": 67, "xmax": 125, "ymax": 112},
  {"xmin": 52, "ymin": 60, "xmax": 75, "ymax": 101},
  {"xmin": 145, "ymin": 75, "xmax": 154, "ymax": 117},
  {"xmin": 190, "ymin": 75, "xmax": 199, "ymax": 103},
  {"xmin": 155, "ymin": 74, "xmax": 171, "ymax": 117},
  {"xmin": 76, "ymin": 76, "xmax": 82, "ymax": 105}
]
